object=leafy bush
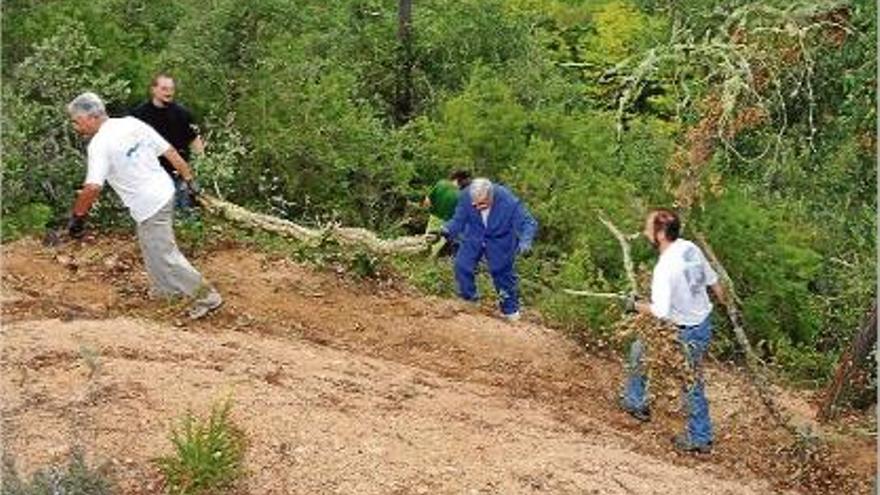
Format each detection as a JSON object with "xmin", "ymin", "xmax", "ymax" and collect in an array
[
  {"xmin": 417, "ymin": 65, "xmax": 529, "ymax": 178},
  {"xmin": 1, "ymin": 448, "xmax": 115, "ymax": 495},
  {"xmin": 695, "ymin": 187, "xmax": 824, "ymax": 348},
  {"xmin": 1, "ymin": 203, "xmax": 53, "ymax": 242},
  {"xmin": 154, "ymin": 400, "xmax": 247, "ymax": 495},
  {"xmin": 2, "ymin": 20, "xmax": 130, "ymax": 229},
  {"xmin": 191, "ymin": 113, "xmax": 248, "ymax": 200}
]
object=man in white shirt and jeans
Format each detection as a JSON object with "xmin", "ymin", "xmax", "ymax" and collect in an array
[
  {"xmin": 66, "ymin": 92, "xmax": 222, "ymax": 320},
  {"xmin": 620, "ymin": 208, "xmax": 724, "ymax": 453}
]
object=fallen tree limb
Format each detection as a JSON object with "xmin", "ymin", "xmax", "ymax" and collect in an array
[
  {"xmin": 694, "ymin": 233, "xmax": 806, "ymax": 439},
  {"xmin": 694, "ymin": 234, "xmax": 759, "ymax": 362},
  {"xmin": 198, "ymin": 194, "xmax": 431, "ymax": 255},
  {"xmin": 563, "ymin": 289, "xmax": 628, "ymax": 300}
]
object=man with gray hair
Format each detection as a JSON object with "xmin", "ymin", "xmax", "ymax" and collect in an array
[
  {"xmin": 438, "ymin": 177, "xmax": 538, "ymax": 320},
  {"xmin": 66, "ymin": 92, "xmax": 222, "ymax": 319}
]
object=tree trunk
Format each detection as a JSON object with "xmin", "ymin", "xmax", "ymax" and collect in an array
[
  {"xmin": 395, "ymin": 0, "xmax": 414, "ymax": 124},
  {"xmin": 398, "ymin": 0, "xmax": 412, "ymax": 40},
  {"xmin": 818, "ymin": 301, "xmax": 878, "ymax": 422}
]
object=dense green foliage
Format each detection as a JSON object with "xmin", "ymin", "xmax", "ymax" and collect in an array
[{"xmin": 2, "ymin": 0, "xmax": 875, "ymax": 384}]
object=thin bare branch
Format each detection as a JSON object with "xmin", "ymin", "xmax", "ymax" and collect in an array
[{"xmin": 598, "ymin": 212, "xmax": 638, "ymax": 296}]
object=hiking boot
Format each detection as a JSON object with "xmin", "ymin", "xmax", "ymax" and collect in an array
[
  {"xmin": 618, "ymin": 397, "xmax": 650, "ymax": 423},
  {"xmin": 188, "ymin": 290, "xmax": 223, "ymax": 320},
  {"xmin": 672, "ymin": 433, "xmax": 712, "ymax": 454}
]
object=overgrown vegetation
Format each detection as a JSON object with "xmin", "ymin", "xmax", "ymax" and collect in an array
[
  {"xmin": 1, "ymin": 448, "xmax": 116, "ymax": 495},
  {"xmin": 2, "ymin": 0, "xmax": 875, "ymax": 392},
  {"xmin": 153, "ymin": 399, "xmax": 247, "ymax": 495}
]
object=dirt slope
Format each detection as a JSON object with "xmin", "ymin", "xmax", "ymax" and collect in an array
[{"xmin": 1, "ymin": 237, "xmax": 874, "ymax": 494}]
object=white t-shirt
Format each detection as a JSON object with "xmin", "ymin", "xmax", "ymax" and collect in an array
[
  {"xmin": 480, "ymin": 207, "xmax": 491, "ymax": 227},
  {"xmin": 85, "ymin": 117, "xmax": 175, "ymax": 223},
  {"xmin": 649, "ymin": 239, "xmax": 719, "ymax": 326}
]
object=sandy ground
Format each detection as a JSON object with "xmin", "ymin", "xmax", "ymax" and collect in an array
[{"xmin": 1, "ymin": 237, "xmax": 875, "ymax": 494}]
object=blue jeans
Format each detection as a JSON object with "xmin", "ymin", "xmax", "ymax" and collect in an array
[{"xmin": 621, "ymin": 315, "xmax": 714, "ymax": 446}]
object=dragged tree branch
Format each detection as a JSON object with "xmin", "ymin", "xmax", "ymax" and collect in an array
[
  {"xmin": 199, "ymin": 195, "xmax": 431, "ymax": 255},
  {"xmin": 563, "ymin": 289, "xmax": 628, "ymax": 300},
  {"xmin": 694, "ymin": 232, "xmax": 806, "ymax": 439},
  {"xmin": 818, "ymin": 302, "xmax": 878, "ymax": 421}
]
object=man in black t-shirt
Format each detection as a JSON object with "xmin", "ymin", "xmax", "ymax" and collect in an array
[{"xmin": 131, "ymin": 73, "xmax": 205, "ymax": 210}]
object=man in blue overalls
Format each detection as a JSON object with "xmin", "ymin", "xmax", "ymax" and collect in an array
[
  {"xmin": 438, "ymin": 178, "xmax": 538, "ymax": 321},
  {"xmin": 622, "ymin": 208, "xmax": 726, "ymax": 453}
]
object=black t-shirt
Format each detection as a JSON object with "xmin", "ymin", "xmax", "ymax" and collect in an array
[{"xmin": 130, "ymin": 101, "xmax": 198, "ymax": 176}]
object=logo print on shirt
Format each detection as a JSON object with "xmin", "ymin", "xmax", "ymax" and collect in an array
[
  {"xmin": 125, "ymin": 142, "xmax": 141, "ymax": 158},
  {"xmin": 683, "ymin": 246, "xmax": 706, "ymax": 296}
]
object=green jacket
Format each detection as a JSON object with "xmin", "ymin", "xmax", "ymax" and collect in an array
[{"xmin": 427, "ymin": 179, "xmax": 460, "ymax": 221}]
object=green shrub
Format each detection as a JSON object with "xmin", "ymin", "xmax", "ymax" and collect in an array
[
  {"xmin": 392, "ymin": 255, "xmax": 457, "ymax": 297},
  {"xmin": 1, "ymin": 448, "xmax": 115, "ymax": 495},
  {"xmin": 695, "ymin": 187, "xmax": 824, "ymax": 351},
  {"xmin": 415, "ymin": 0, "xmax": 532, "ymax": 95},
  {"xmin": 1, "ymin": 203, "xmax": 53, "ymax": 242},
  {"xmin": 2, "ymin": 20, "xmax": 130, "ymax": 225},
  {"xmin": 154, "ymin": 400, "xmax": 246, "ymax": 495}
]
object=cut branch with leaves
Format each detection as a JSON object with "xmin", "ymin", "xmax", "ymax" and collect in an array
[{"xmin": 566, "ymin": 212, "xmax": 813, "ymax": 440}]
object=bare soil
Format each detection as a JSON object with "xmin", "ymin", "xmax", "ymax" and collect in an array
[{"xmin": 1, "ymin": 236, "xmax": 874, "ymax": 494}]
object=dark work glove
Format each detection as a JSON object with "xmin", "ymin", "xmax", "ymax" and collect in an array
[
  {"xmin": 185, "ymin": 179, "xmax": 201, "ymax": 203},
  {"xmin": 67, "ymin": 214, "xmax": 87, "ymax": 240},
  {"xmin": 425, "ymin": 229, "xmax": 444, "ymax": 243},
  {"xmin": 623, "ymin": 293, "xmax": 639, "ymax": 314}
]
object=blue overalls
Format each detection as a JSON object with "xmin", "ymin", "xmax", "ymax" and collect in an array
[{"xmin": 442, "ymin": 184, "xmax": 538, "ymax": 316}]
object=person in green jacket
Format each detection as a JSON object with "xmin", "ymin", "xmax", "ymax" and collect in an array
[{"xmin": 423, "ymin": 170, "xmax": 471, "ymax": 256}]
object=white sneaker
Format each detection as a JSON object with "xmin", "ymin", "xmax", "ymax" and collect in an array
[
  {"xmin": 188, "ymin": 290, "xmax": 223, "ymax": 320},
  {"xmin": 504, "ymin": 311, "xmax": 521, "ymax": 322}
]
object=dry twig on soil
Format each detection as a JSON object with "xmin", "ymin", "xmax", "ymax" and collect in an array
[{"xmin": 562, "ymin": 289, "xmax": 627, "ymax": 300}]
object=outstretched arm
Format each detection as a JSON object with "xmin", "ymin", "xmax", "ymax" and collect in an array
[
  {"xmin": 67, "ymin": 183, "xmax": 102, "ymax": 239},
  {"xmin": 442, "ymin": 193, "xmax": 470, "ymax": 239}
]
